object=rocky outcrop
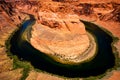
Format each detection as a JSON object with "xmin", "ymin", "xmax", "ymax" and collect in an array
[
  {"xmin": 30, "ymin": 12, "xmax": 96, "ymax": 63},
  {"xmin": 0, "ymin": 0, "xmax": 120, "ymax": 80},
  {"xmin": 26, "ymin": 70, "xmax": 64, "ymax": 80},
  {"xmin": 0, "ymin": 69, "xmax": 23, "ymax": 80},
  {"xmin": 0, "ymin": 3, "xmax": 24, "ymax": 80}
]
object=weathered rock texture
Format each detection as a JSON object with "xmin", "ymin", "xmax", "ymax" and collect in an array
[
  {"xmin": 0, "ymin": 2, "xmax": 24, "ymax": 80},
  {"xmin": 26, "ymin": 70, "xmax": 64, "ymax": 80},
  {"xmin": 30, "ymin": 12, "xmax": 96, "ymax": 63},
  {"xmin": 0, "ymin": 0, "xmax": 120, "ymax": 80}
]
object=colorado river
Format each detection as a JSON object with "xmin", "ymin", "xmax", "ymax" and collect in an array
[{"xmin": 8, "ymin": 15, "xmax": 115, "ymax": 77}]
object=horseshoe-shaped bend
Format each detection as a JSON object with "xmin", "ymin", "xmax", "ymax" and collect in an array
[{"xmin": 9, "ymin": 15, "xmax": 115, "ymax": 77}]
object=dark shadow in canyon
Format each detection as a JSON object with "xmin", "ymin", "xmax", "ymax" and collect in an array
[{"xmin": 8, "ymin": 16, "xmax": 115, "ymax": 78}]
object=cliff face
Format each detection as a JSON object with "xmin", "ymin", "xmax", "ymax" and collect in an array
[
  {"xmin": 0, "ymin": 0, "xmax": 120, "ymax": 80},
  {"xmin": 0, "ymin": 1, "xmax": 24, "ymax": 80},
  {"xmin": 30, "ymin": 12, "xmax": 92, "ymax": 63}
]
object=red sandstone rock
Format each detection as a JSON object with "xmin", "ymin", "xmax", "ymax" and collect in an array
[{"xmin": 0, "ymin": 0, "xmax": 120, "ymax": 80}]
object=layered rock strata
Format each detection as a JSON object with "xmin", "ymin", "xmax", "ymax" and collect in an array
[
  {"xmin": 0, "ymin": 0, "xmax": 120, "ymax": 80},
  {"xmin": 30, "ymin": 13, "xmax": 96, "ymax": 63}
]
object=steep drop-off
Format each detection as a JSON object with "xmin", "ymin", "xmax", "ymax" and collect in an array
[{"xmin": 0, "ymin": 0, "xmax": 120, "ymax": 80}]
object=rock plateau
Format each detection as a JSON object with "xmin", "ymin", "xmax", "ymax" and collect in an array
[{"xmin": 0, "ymin": 0, "xmax": 120, "ymax": 80}]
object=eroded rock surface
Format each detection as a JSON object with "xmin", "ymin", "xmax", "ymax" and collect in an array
[
  {"xmin": 0, "ymin": 0, "xmax": 120, "ymax": 80},
  {"xmin": 30, "ymin": 12, "xmax": 96, "ymax": 63}
]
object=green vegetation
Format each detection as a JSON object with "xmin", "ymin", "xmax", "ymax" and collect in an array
[
  {"xmin": 5, "ymin": 16, "xmax": 37, "ymax": 80},
  {"xmin": 83, "ymin": 73, "xmax": 106, "ymax": 80},
  {"xmin": 5, "ymin": 24, "xmax": 33, "ymax": 80},
  {"xmin": 81, "ymin": 20, "xmax": 120, "ymax": 80},
  {"xmin": 94, "ymin": 22, "xmax": 120, "ymax": 70},
  {"xmin": 5, "ymin": 19, "xmax": 120, "ymax": 80},
  {"xmin": 13, "ymin": 56, "xmax": 33, "ymax": 80},
  {"xmin": 6, "ymin": 34, "xmax": 33, "ymax": 80}
]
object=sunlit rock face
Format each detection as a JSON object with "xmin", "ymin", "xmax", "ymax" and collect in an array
[
  {"xmin": 0, "ymin": 0, "xmax": 120, "ymax": 80},
  {"xmin": 30, "ymin": 12, "xmax": 93, "ymax": 63}
]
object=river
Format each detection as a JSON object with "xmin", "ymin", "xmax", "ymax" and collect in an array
[{"xmin": 9, "ymin": 15, "xmax": 115, "ymax": 77}]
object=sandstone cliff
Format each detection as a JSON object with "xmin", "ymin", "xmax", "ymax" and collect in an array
[{"xmin": 0, "ymin": 0, "xmax": 120, "ymax": 80}]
